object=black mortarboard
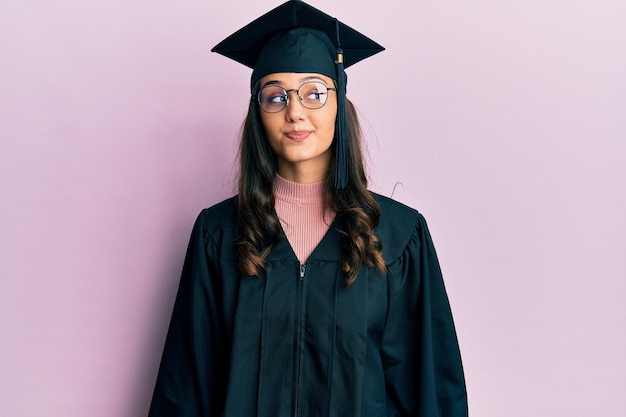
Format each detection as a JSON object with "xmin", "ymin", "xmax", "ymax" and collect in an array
[{"xmin": 211, "ymin": 0, "xmax": 385, "ymax": 189}]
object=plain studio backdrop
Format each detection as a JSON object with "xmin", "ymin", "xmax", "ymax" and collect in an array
[{"xmin": 1, "ymin": 1, "xmax": 624, "ymax": 416}]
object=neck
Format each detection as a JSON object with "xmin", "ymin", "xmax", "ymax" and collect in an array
[
  {"xmin": 273, "ymin": 174, "xmax": 326, "ymax": 205},
  {"xmin": 276, "ymin": 157, "xmax": 330, "ymax": 184}
]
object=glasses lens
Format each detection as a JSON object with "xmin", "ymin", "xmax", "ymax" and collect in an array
[
  {"xmin": 258, "ymin": 86, "xmax": 287, "ymax": 113},
  {"xmin": 299, "ymin": 82, "xmax": 329, "ymax": 109}
]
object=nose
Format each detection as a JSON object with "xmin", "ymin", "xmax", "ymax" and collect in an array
[{"xmin": 284, "ymin": 89, "xmax": 305, "ymax": 121}]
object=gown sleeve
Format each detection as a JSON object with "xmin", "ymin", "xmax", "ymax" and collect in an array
[
  {"xmin": 148, "ymin": 210, "xmax": 228, "ymax": 417},
  {"xmin": 381, "ymin": 213, "xmax": 468, "ymax": 416}
]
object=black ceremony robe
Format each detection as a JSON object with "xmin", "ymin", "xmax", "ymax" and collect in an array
[{"xmin": 148, "ymin": 194, "xmax": 467, "ymax": 417}]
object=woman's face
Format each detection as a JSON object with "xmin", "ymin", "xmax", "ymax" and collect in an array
[{"xmin": 258, "ymin": 72, "xmax": 337, "ymax": 183}]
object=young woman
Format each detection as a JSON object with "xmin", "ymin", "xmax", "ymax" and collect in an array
[{"xmin": 148, "ymin": 1, "xmax": 467, "ymax": 416}]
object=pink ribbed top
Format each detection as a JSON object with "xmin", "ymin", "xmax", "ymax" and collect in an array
[{"xmin": 273, "ymin": 175, "xmax": 336, "ymax": 264}]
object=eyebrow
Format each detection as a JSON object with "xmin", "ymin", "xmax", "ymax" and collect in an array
[{"xmin": 261, "ymin": 76, "xmax": 328, "ymax": 88}]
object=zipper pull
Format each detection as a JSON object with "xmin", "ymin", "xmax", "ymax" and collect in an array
[{"xmin": 300, "ymin": 264, "xmax": 306, "ymax": 280}]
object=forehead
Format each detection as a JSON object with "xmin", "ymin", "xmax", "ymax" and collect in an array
[{"xmin": 259, "ymin": 72, "xmax": 335, "ymax": 87}]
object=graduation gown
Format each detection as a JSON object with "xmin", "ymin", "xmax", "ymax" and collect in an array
[{"xmin": 148, "ymin": 193, "xmax": 467, "ymax": 417}]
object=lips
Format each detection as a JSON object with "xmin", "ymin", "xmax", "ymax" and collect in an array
[{"xmin": 285, "ymin": 131, "xmax": 311, "ymax": 141}]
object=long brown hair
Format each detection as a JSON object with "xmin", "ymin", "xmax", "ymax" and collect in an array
[{"xmin": 236, "ymin": 89, "xmax": 386, "ymax": 285}]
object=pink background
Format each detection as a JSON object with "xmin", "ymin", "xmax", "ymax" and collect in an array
[{"xmin": 1, "ymin": 1, "xmax": 625, "ymax": 416}]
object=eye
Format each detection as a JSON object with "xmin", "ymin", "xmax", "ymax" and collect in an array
[
  {"xmin": 300, "ymin": 82, "xmax": 328, "ymax": 104},
  {"xmin": 259, "ymin": 86, "xmax": 288, "ymax": 107},
  {"xmin": 267, "ymin": 93, "xmax": 288, "ymax": 104},
  {"xmin": 304, "ymin": 91, "xmax": 325, "ymax": 101}
]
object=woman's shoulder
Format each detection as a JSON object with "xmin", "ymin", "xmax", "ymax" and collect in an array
[
  {"xmin": 201, "ymin": 195, "xmax": 238, "ymax": 217},
  {"xmin": 371, "ymin": 192, "xmax": 428, "ymax": 264},
  {"xmin": 195, "ymin": 195, "xmax": 239, "ymax": 238},
  {"xmin": 372, "ymin": 192, "xmax": 421, "ymax": 219}
]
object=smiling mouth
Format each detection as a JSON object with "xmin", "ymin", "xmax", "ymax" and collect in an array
[{"xmin": 286, "ymin": 131, "xmax": 311, "ymax": 141}]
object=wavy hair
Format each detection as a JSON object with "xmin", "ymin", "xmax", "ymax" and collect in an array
[{"xmin": 236, "ymin": 88, "xmax": 386, "ymax": 286}]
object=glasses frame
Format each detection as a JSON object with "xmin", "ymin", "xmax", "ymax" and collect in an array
[{"xmin": 255, "ymin": 81, "xmax": 337, "ymax": 113}]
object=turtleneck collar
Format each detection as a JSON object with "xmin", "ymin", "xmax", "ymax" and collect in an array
[{"xmin": 273, "ymin": 174, "xmax": 326, "ymax": 205}]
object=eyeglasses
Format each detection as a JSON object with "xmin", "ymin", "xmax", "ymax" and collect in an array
[{"xmin": 256, "ymin": 81, "xmax": 337, "ymax": 113}]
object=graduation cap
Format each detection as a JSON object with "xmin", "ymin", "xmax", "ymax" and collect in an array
[{"xmin": 212, "ymin": 0, "xmax": 385, "ymax": 189}]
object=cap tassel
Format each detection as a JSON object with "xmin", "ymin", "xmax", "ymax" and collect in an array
[{"xmin": 334, "ymin": 21, "xmax": 349, "ymax": 189}]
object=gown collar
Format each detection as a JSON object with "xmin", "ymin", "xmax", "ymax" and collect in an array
[{"xmin": 267, "ymin": 175, "xmax": 342, "ymax": 263}]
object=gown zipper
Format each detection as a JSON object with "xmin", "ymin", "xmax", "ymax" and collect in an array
[{"xmin": 294, "ymin": 264, "xmax": 306, "ymax": 417}]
